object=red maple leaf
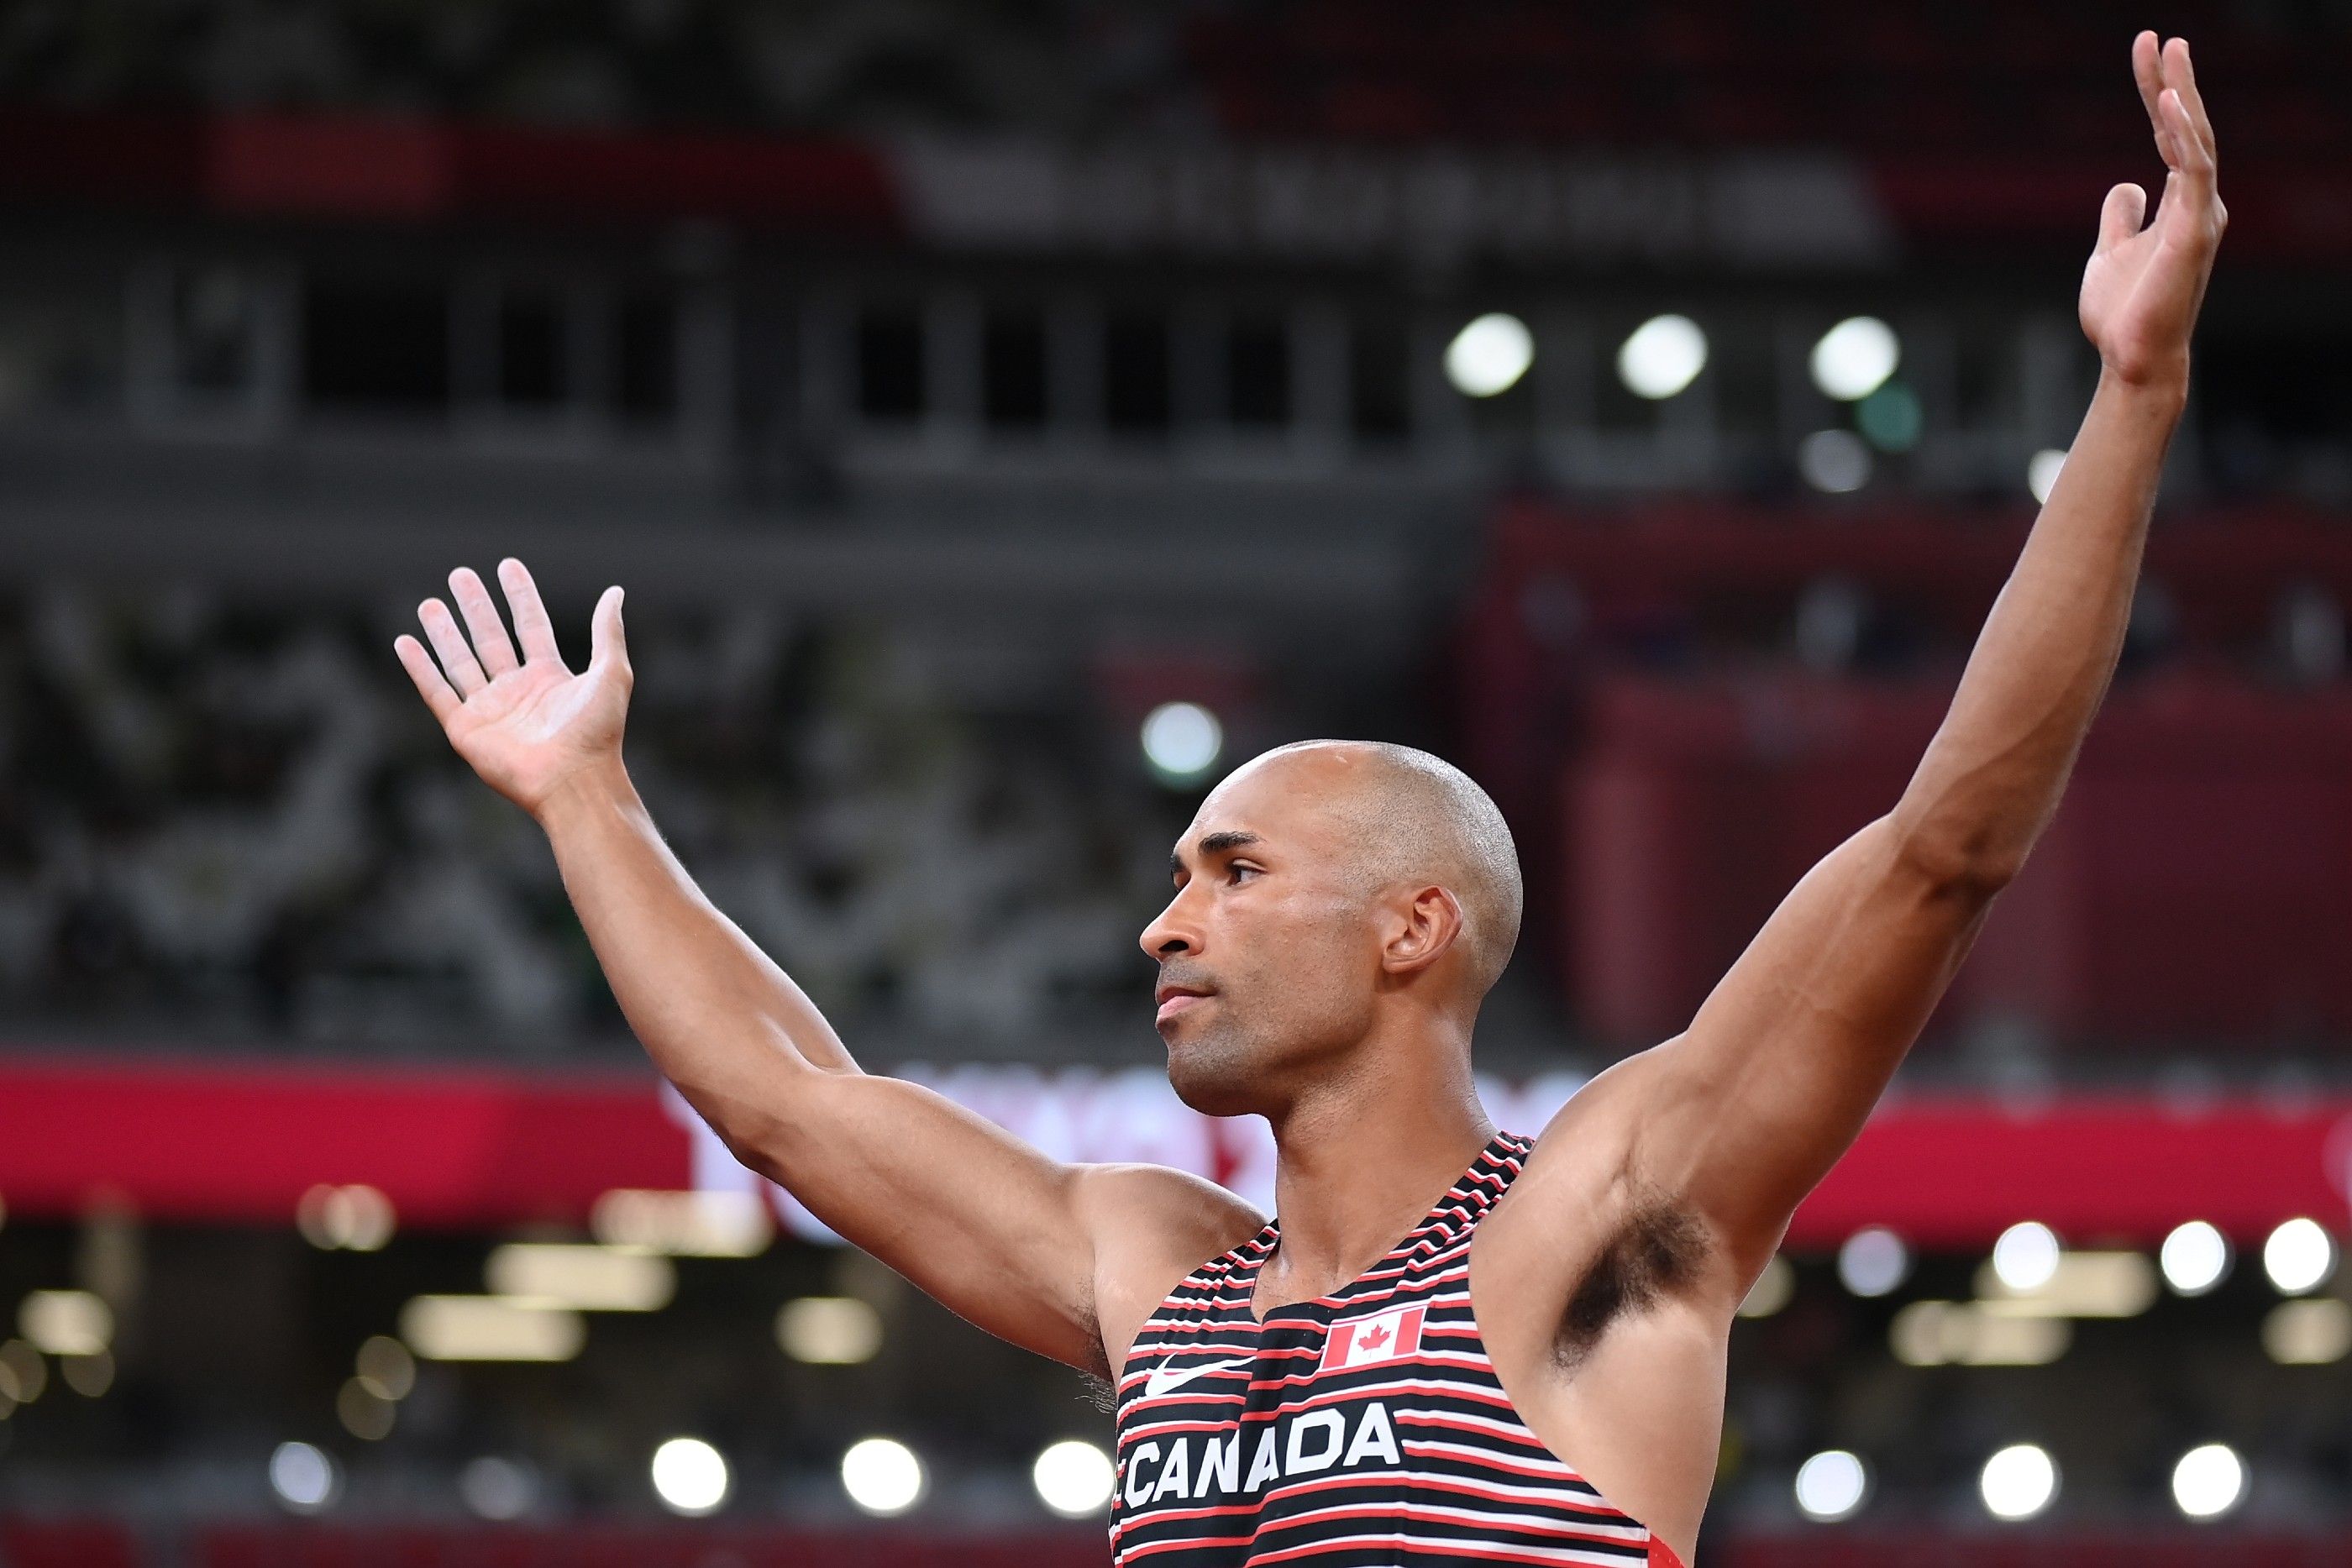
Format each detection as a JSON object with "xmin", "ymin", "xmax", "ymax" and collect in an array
[{"xmin": 1358, "ymin": 1323, "xmax": 1390, "ymax": 1352}]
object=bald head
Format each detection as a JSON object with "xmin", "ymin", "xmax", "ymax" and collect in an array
[{"xmin": 1236, "ymin": 740, "xmax": 1524, "ymax": 999}]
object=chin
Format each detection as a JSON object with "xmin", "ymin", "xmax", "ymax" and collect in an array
[{"xmin": 1163, "ymin": 1033, "xmax": 1266, "ymax": 1119}]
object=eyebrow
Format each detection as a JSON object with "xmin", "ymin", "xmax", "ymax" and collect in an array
[{"xmin": 1171, "ymin": 830, "xmax": 1263, "ymax": 877}]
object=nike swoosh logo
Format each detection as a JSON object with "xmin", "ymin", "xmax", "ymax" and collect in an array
[{"xmin": 1143, "ymin": 1356, "xmax": 1252, "ymax": 1398}]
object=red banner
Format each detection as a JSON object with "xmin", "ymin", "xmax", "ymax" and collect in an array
[{"xmin": 0, "ymin": 1054, "xmax": 2345, "ymax": 1248}]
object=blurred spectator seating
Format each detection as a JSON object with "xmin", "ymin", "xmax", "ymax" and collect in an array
[{"xmin": 0, "ymin": 586, "xmax": 1147, "ymax": 1056}]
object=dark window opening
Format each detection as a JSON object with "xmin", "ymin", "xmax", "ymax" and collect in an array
[
  {"xmin": 856, "ymin": 306, "xmax": 924, "ymax": 422},
  {"xmin": 983, "ymin": 308, "xmax": 1047, "ymax": 430},
  {"xmin": 1350, "ymin": 318, "xmax": 1410, "ymax": 443},
  {"xmin": 497, "ymin": 295, "xmax": 564, "ymax": 406},
  {"xmin": 1105, "ymin": 310, "xmax": 1170, "ymax": 436},
  {"xmin": 1226, "ymin": 313, "xmax": 1290, "ymax": 429},
  {"xmin": 617, "ymin": 292, "xmax": 677, "ymax": 422},
  {"xmin": 304, "ymin": 282, "xmax": 449, "ymax": 412}
]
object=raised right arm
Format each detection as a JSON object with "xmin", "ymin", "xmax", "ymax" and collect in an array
[{"xmin": 395, "ymin": 560, "xmax": 1258, "ymax": 1373}]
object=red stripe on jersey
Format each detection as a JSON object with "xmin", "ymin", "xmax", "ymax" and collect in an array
[{"xmin": 1112, "ymin": 1132, "xmax": 1668, "ymax": 1568}]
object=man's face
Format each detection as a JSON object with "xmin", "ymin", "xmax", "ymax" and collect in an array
[{"xmin": 1137, "ymin": 753, "xmax": 1385, "ymax": 1117}]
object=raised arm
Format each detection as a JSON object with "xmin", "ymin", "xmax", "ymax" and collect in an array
[
  {"xmin": 1599, "ymin": 33, "xmax": 2228, "ymax": 1282},
  {"xmin": 394, "ymin": 562, "xmax": 1258, "ymax": 1374}
]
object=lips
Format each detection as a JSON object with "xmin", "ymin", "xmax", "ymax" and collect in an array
[{"xmin": 1155, "ymin": 980, "xmax": 1214, "ymax": 1026}]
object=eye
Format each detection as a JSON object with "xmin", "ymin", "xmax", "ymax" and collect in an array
[{"xmin": 1226, "ymin": 862, "xmax": 1262, "ymax": 884}]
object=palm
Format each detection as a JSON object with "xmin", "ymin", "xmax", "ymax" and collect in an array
[
  {"xmin": 394, "ymin": 560, "xmax": 633, "ymax": 815},
  {"xmin": 2079, "ymin": 34, "xmax": 2226, "ymax": 387},
  {"xmin": 446, "ymin": 657, "xmax": 622, "ymax": 803}
]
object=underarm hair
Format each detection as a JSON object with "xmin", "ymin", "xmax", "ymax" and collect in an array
[{"xmin": 1552, "ymin": 1193, "xmax": 1709, "ymax": 1371}]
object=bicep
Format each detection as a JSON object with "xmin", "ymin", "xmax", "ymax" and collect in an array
[{"xmin": 1630, "ymin": 815, "xmax": 1992, "ymax": 1271}]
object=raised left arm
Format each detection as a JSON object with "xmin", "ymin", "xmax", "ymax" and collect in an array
[{"xmin": 1607, "ymin": 32, "xmax": 2227, "ymax": 1284}]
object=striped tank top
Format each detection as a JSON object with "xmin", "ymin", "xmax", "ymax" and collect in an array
[{"xmin": 1111, "ymin": 1132, "xmax": 1686, "ymax": 1568}]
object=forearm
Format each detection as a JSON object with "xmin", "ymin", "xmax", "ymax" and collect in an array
[
  {"xmin": 533, "ymin": 757, "xmax": 858, "ymax": 1153},
  {"xmin": 1894, "ymin": 368, "xmax": 2187, "ymax": 884}
]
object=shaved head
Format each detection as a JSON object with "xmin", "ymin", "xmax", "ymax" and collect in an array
[
  {"xmin": 1142, "ymin": 738, "xmax": 1525, "ymax": 1114},
  {"xmin": 1241, "ymin": 739, "xmax": 1524, "ymax": 999}
]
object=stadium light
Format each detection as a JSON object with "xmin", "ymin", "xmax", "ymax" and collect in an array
[
  {"xmin": 591, "ymin": 1189, "xmax": 771, "ymax": 1256},
  {"xmin": 1797, "ymin": 429, "xmax": 1871, "ymax": 493},
  {"xmin": 0, "ymin": 1340, "xmax": 45, "ymax": 1403},
  {"xmin": 1142, "ymin": 702, "xmax": 1223, "ymax": 784},
  {"xmin": 59, "ymin": 1350, "xmax": 114, "ymax": 1398},
  {"xmin": 1979, "ymin": 1443, "xmax": 2058, "ymax": 1521},
  {"xmin": 2171, "ymin": 1443, "xmax": 2246, "ymax": 1520},
  {"xmin": 297, "ymin": 1184, "xmax": 396, "ymax": 1251},
  {"xmin": 650, "ymin": 1436, "xmax": 730, "ymax": 1516},
  {"xmin": 2160, "ymin": 1221, "xmax": 2230, "ymax": 1296},
  {"xmin": 1033, "ymin": 1439, "xmax": 1116, "ymax": 1517},
  {"xmin": 459, "ymin": 1455, "xmax": 538, "ymax": 1521},
  {"xmin": 843, "ymin": 1436, "xmax": 926, "ymax": 1516},
  {"xmin": 1793, "ymin": 1450, "xmax": 1869, "ymax": 1522},
  {"xmin": 2028, "ymin": 448, "xmax": 2069, "ymax": 505},
  {"xmin": 2263, "ymin": 1298, "xmax": 2352, "ymax": 1364},
  {"xmin": 269, "ymin": 1441, "xmax": 340, "ymax": 1513},
  {"xmin": 778, "ymin": 1297, "xmax": 883, "ymax": 1365},
  {"xmin": 1837, "ymin": 1228, "xmax": 1910, "ymax": 1298},
  {"xmin": 1990, "ymin": 1222, "xmax": 2062, "ymax": 1293},
  {"xmin": 336, "ymin": 1377, "xmax": 395, "ymax": 1440},
  {"xmin": 1736, "ymin": 1256, "xmax": 1794, "ymax": 1319},
  {"xmin": 1809, "ymin": 317, "xmax": 1900, "ymax": 401},
  {"xmin": 1617, "ymin": 315, "xmax": 1708, "ymax": 400},
  {"xmin": 1976, "ymin": 1251, "xmax": 2158, "ymax": 1318},
  {"xmin": 354, "ymin": 1335, "xmax": 416, "ymax": 1400},
  {"xmin": 400, "ymin": 1296, "xmax": 585, "ymax": 1362},
  {"xmin": 1445, "ymin": 313, "xmax": 1534, "ymax": 398},
  {"xmin": 1855, "ymin": 382, "xmax": 1922, "ymax": 452},
  {"xmin": 18, "ymin": 1291, "xmax": 111, "ymax": 1356},
  {"xmin": 1891, "ymin": 1302, "xmax": 2069, "ymax": 1367},
  {"xmin": 2264, "ymin": 1218, "xmax": 2336, "ymax": 1295},
  {"xmin": 485, "ymin": 1243, "xmax": 675, "ymax": 1312}
]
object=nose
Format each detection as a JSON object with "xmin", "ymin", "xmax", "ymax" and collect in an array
[{"xmin": 1139, "ymin": 883, "xmax": 1202, "ymax": 962}]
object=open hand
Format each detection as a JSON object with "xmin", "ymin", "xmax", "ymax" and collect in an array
[
  {"xmin": 394, "ymin": 559, "xmax": 632, "ymax": 818},
  {"xmin": 2081, "ymin": 33, "xmax": 2227, "ymax": 389}
]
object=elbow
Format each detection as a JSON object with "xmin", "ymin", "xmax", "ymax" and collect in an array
[{"xmin": 1887, "ymin": 809, "xmax": 2029, "ymax": 902}]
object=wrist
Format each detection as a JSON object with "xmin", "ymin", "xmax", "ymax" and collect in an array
[
  {"xmin": 531, "ymin": 753, "xmax": 638, "ymax": 836},
  {"xmin": 2097, "ymin": 359, "xmax": 2191, "ymax": 412}
]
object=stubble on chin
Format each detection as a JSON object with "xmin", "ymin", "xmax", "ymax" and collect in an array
[{"xmin": 1163, "ymin": 1018, "xmax": 1260, "ymax": 1118}]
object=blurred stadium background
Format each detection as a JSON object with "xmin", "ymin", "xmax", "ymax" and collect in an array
[{"xmin": 1, "ymin": 1, "xmax": 2349, "ymax": 1562}]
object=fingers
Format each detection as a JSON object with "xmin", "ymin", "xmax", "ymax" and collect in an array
[
  {"xmin": 2096, "ymin": 181, "xmax": 2147, "ymax": 254},
  {"xmin": 2160, "ymin": 88, "xmax": 2219, "ymax": 222},
  {"xmin": 2131, "ymin": 31, "xmax": 2180, "ymax": 168},
  {"xmin": 393, "ymin": 633, "xmax": 464, "ymax": 724},
  {"xmin": 2165, "ymin": 37, "xmax": 2217, "ymax": 170},
  {"xmin": 449, "ymin": 567, "xmax": 520, "ymax": 678},
  {"xmin": 417, "ymin": 596, "xmax": 489, "ymax": 696},
  {"xmin": 497, "ymin": 558, "xmax": 564, "ymax": 665},
  {"xmin": 588, "ymin": 585, "xmax": 629, "ymax": 674}
]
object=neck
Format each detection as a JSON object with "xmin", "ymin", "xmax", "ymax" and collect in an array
[{"xmin": 1256, "ymin": 1015, "xmax": 1494, "ymax": 1308}]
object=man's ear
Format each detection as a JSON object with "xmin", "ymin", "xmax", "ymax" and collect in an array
[{"xmin": 1383, "ymin": 884, "xmax": 1466, "ymax": 977}]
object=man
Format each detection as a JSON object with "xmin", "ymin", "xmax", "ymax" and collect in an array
[{"xmin": 396, "ymin": 34, "xmax": 2223, "ymax": 1565}]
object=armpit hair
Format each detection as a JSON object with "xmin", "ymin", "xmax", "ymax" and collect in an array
[
  {"xmin": 1074, "ymin": 1298, "xmax": 1113, "ymax": 1383},
  {"xmin": 1552, "ymin": 1192, "xmax": 1710, "ymax": 1371}
]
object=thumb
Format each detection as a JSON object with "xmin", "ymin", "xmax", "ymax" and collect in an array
[
  {"xmin": 2097, "ymin": 181, "xmax": 2147, "ymax": 254},
  {"xmin": 589, "ymin": 585, "xmax": 629, "ymax": 674}
]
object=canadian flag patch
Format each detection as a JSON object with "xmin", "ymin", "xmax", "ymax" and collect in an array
[{"xmin": 1319, "ymin": 1303, "xmax": 1428, "ymax": 1372}]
